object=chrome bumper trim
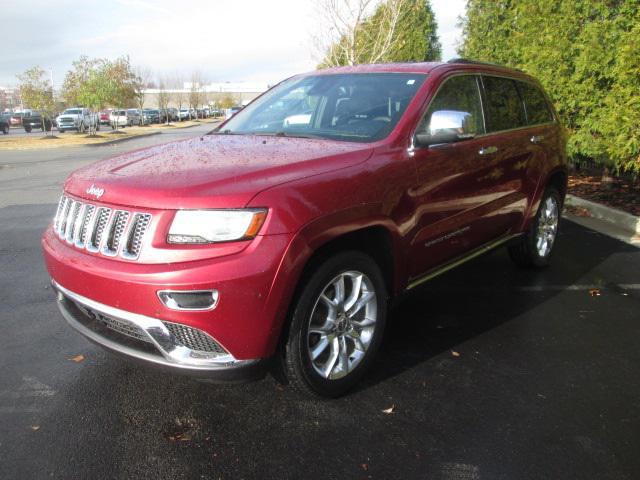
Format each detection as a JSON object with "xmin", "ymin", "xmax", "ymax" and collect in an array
[{"xmin": 52, "ymin": 280, "xmax": 259, "ymax": 372}]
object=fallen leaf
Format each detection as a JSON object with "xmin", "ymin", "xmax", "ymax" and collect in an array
[
  {"xmin": 589, "ymin": 289, "xmax": 601, "ymax": 297},
  {"xmin": 70, "ymin": 354, "xmax": 85, "ymax": 363},
  {"xmin": 382, "ymin": 405, "xmax": 395, "ymax": 414},
  {"xmin": 361, "ymin": 463, "xmax": 369, "ymax": 471},
  {"xmin": 30, "ymin": 425, "xmax": 40, "ymax": 431},
  {"xmin": 451, "ymin": 351, "xmax": 460, "ymax": 357}
]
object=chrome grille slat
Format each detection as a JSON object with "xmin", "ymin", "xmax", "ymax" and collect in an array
[
  {"xmin": 77, "ymin": 205, "xmax": 96, "ymax": 247},
  {"xmin": 65, "ymin": 201, "xmax": 81, "ymax": 243},
  {"xmin": 103, "ymin": 210, "xmax": 130, "ymax": 256},
  {"xmin": 57, "ymin": 197, "xmax": 72, "ymax": 238},
  {"xmin": 54, "ymin": 195, "xmax": 151, "ymax": 261},
  {"xmin": 123, "ymin": 213, "xmax": 152, "ymax": 259},
  {"xmin": 90, "ymin": 207, "xmax": 112, "ymax": 252},
  {"xmin": 53, "ymin": 196, "xmax": 66, "ymax": 232}
]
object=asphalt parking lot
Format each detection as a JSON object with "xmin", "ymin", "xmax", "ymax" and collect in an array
[{"xmin": 1, "ymin": 126, "xmax": 639, "ymax": 479}]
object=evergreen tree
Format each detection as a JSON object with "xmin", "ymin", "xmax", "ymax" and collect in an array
[{"xmin": 459, "ymin": 0, "xmax": 640, "ymax": 175}]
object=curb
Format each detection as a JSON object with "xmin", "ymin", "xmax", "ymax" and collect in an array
[
  {"xmin": 565, "ymin": 194, "xmax": 640, "ymax": 235},
  {"xmin": 87, "ymin": 131, "xmax": 162, "ymax": 147}
]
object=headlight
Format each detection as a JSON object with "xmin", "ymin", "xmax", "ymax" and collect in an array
[{"xmin": 167, "ymin": 209, "xmax": 267, "ymax": 244}]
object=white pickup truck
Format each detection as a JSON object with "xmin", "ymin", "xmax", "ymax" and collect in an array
[{"xmin": 56, "ymin": 107, "xmax": 99, "ymax": 133}]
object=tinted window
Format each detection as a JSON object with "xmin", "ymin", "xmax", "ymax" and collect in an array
[
  {"xmin": 482, "ymin": 76, "xmax": 526, "ymax": 132},
  {"xmin": 222, "ymin": 73, "xmax": 427, "ymax": 143},
  {"xmin": 519, "ymin": 81, "xmax": 553, "ymax": 125},
  {"xmin": 416, "ymin": 75, "xmax": 484, "ymax": 138}
]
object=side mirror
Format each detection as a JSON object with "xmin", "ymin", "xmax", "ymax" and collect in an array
[{"xmin": 414, "ymin": 109, "xmax": 475, "ymax": 148}]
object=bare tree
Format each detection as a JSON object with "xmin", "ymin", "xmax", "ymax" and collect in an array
[
  {"xmin": 157, "ymin": 77, "xmax": 171, "ymax": 125},
  {"xmin": 134, "ymin": 67, "xmax": 153, "ymax": 125},
  {"xmin": 314, "ymin": 0, "xmax": 409, "ymax": 67},
  {"xmin": 188, "ymin": 71, "xmax": 205, "ymax": 120},
  {"xmin": 171, "ymin": 74, "xmax": 185, "ymax": 121}
]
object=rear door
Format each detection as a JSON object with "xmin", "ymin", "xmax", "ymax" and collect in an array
[
  {"xmin": 475, "ymin": 74, "xmax": 532, "ymax": 236},
  {"xmin": 516, "ymin": 80, "xmax": 560, "ymax": 207}
]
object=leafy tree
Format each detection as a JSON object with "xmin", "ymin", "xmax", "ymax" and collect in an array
[
  {"xmin": 17, "ymin": 66, "xmax": 55, "ymax": 136},
  {"xmin": 317, "ymin": 0, "xmax": 441, "ymax": 67},
  {"xmin": 459, "ymin": 0, "xmax": 640, "ymax": 176},
  {"xmin": 372, "ymin": 0, "xmax": 441, "ymax": 62}
]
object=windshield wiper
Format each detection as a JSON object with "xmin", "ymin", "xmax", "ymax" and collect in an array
[
  {"xmin": 210, "ymin": 129, "xmax": 237, "ymax": 135},
  {"xmin": 256, "ymin": 131, "xmax": 323, "ymax": 140}
]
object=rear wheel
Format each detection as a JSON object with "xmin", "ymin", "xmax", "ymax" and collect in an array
[
  {"xmin": 281, "ymin": 251, "xmax": 387, "ymax": 398},
  {"xmin": 509, "ymin": 187, "xmax": 561, "ymax": 268},
  {"xmin": 25, "ymin": 126, "xmax": 32, "ymax": 133},
  {"xmin": 2, "ymin": 124, "xmax": 8, "ymax": 134}
]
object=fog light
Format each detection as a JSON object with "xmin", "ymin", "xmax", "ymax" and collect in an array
[{"xmin": 157, "ymin": 290, "xmax": 219, "ymax": 311}]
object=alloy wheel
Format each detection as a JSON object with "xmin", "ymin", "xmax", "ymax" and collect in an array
[
  {"xmin": 536, "ymin": 196, "xmax": 559, "ymax": 257},
  {"xmin": 306, "ymin": 271, "xmax": 377, "ymax": 380}
]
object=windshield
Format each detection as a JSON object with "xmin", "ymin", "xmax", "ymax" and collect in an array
[
  {"xmin": 220, "ymin": 73, "xmax": 426, "ymax": 142},
  {"xmin": 63, "ymin": 109, "xmax": 81, "ymax": 114}
]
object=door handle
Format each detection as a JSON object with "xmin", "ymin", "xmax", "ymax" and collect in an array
[
  {"xmin": 479, "ymin": 146, "xmax": 498, "ymax": 155},
  {"xmin": 530, "ymin": 135, "xmax": 545, "ymax": 144}
]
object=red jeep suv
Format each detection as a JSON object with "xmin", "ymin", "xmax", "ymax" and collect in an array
[{"xmin": 42, "ymin": 60, "xmax": 567, "ymax": 397}]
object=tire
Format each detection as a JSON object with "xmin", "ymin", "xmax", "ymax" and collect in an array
[
  {"xmin": 281, "ymin": 251, "xmax": 388, "ymax": 398},
  {"xmin": 25, "ymin": 126, "xmax": 32, "ymax": 133},
  {"xmin": 2, "ymin": 125, "xmax": 8, "ymax": 135},
  {"xmin": 508, "ymin": 187, "xmax": 562, "ymax": 268},
  {"xmin": 96, "ymin": 123, "xmax": 100, "ymax": 131}
]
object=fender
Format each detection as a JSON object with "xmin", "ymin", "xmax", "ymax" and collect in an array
[
  {"xmin": 258, "ymin": 204, "xmax": 404, "ymax": 356},
  {"xmin": 520, "ymin": 164, "xmax": 568, "ymax": 232}
]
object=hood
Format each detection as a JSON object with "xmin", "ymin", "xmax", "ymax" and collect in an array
[{"xmin": 65, "ymin": 134, "xmax": 373, "ymax": 209}]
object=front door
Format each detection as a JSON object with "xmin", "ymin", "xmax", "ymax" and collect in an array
[{"xmin": 408, "ymin": 74, "xmax": 495, "ymax": 279}]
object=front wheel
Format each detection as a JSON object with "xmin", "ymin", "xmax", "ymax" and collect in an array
[
  {"xmin": 281, "ymin": 251, "xmax": 387, "ymax": 398},
  {"xmin": 509, "ymin": 187, "xmax": 561, "ymax": 268},
  {"xmin": 2, "ymin": 125, "xmax": 8, "ymax": 134}
]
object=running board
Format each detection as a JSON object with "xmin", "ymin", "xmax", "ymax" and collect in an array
[{"xmin": 406, "ymin": 233, "xmax": 522, "ymax": 291}]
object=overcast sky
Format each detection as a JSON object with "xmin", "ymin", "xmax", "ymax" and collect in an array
[{"xmin": 0, "ymin": 0, "xmax": 466, "ymax": 87}]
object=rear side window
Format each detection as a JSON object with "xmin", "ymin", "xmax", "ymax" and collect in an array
[
  {"xmin": 482, "ymin": 76, "xmax": 526, "ymax": 132},
  {"xmin": 417, "ymin": 75, "xmax": 485, "ymax": 137},
  {"xmin": 519, "ymin": 81, "xmax": 554, "ymax": 125}
]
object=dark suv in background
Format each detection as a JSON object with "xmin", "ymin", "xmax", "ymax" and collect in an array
[
  {"xmin": 43, "ymin": 59, "xmax": 566, "ymax": 397},
  {"xmin": 22, "ymin": 111, "xmax": 53, "ymax": 132}
]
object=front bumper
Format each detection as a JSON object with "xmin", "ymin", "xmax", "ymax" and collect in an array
[
  {"xmin": 42, "ymin": 225, "xmax": 294, "ymax": 360},
  {"xmin": 52, "ymin": 280, "xmax": 267, "ymax": 382}
]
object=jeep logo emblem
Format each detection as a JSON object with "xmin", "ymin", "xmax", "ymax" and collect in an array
[{"xmin": 86, "ymin": 184, "xmax": 105, "ymax": 199}]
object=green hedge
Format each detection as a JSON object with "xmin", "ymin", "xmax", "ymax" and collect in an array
[{"xmin": 460, "ymin": 0, "xmax": 640, "ymax": 175}]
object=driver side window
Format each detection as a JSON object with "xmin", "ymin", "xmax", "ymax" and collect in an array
[{"xmin": 417, "ymin": 75, "xmax": 485, "ymax": 140}]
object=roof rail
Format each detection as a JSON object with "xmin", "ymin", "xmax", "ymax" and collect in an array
[{"xmin": 447, "ymin": 58, "xmax": 523, "ymax": 72}]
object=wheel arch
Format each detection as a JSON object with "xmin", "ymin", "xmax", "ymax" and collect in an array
[{"xmin": 263, "ymin": 218, "xmax": 404, "ymax": 358}]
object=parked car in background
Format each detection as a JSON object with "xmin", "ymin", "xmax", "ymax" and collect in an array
[
  {"xmin": 0, "ymin": 113, "xmax": 10, "ymax": 134},
  {"xmin": 9, "ymin": 110, "xmax": 31, "ymax": 126},
  {"xmin": 109, "ymin": 110, "xmax": 128, "ymax": 128},
  {"xmin": 159, "ymin": 108, "xmax": 178, "ymax": 123},
  {"xmin": 178, "ymin": 108, "xmax": 190, "ymax": 121},
  {"xmin": 142, "ymin": 109, "xmax": 160, "ymax": 124},
  {"xmin": 22, "ymin": 111, "xmax": 53, "ymax": 132},
  {"xmin": 126, "ymin": 109, "xmax": 142, "ymax": 126},
  {"xmin": 56, "ymin": 108, "xmax": 98, "ymax": 133},
  {"xmin": 42, "ymin": 60, "xmax": 567, "ymax": 397},
  {"xmin": 224, "ymin": 106, "xmax": 242, "ymax": 119},
  {"xmin": 98, "ymin": 110, "xmax": 112, "ymax": 125}
]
